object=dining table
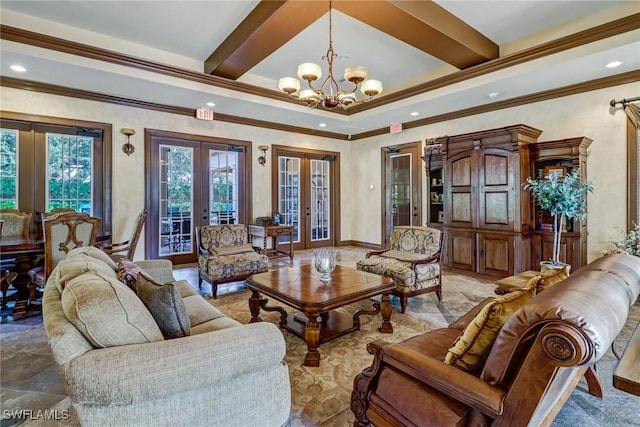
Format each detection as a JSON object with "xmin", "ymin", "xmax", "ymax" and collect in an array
[{"xmin": 0, "ymin": 235, "xmax": 45, "ymax": 317}]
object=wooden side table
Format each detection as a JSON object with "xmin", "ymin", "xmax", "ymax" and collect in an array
[
  {"xmin": 614, "ymin": 320, "xmax": 640, "ymax": 396},
  {"xmin": 248, "ymin": 225, "xmax": 294, "ymax": 261}
]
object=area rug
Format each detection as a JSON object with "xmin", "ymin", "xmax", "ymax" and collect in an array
[{"xmin": 208, "ymin": 271, "xmax": 496, "ymax": 426}]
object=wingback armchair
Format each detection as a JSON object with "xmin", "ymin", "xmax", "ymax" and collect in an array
[
  {"xmin": 351, "ymin": 253, "xmax": 640, "ymax": 426},
  {"xmin": 356, "ymin": 226, "xmax": 444, "ymax": 313},
  {"xmin": 197, "ymin": 224, "xmax": 269, "ymax": 298}
]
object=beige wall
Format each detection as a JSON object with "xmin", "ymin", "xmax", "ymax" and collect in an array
[
  {"xmin": 351, "ymin": 82, "xmax": 637, "ymax": 262},
  {"xmin": 2, "ymin": 82, "xmax": 635, "ymax": 262}
]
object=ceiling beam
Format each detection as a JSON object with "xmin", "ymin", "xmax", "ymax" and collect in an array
[
  {"xmin": 333, "ymin": 0, "xmax": 498, "ymax": 69},
  {"xmin": 205, "ymin": 0, "xmax": 327, "ymax": 79}
]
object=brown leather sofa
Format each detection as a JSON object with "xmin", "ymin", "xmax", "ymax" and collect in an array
[{"xmin": 351, "ymin": 253, "xmax": 640, "ymax": 426}]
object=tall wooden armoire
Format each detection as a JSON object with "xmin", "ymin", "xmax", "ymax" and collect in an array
[{"xmin": 438, "ymin": 124, "xmax": 542, "ymax": 277}]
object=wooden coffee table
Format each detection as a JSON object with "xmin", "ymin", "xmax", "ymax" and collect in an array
[{"xmin": 245, "ymin": 264, "xmax": 395, "ymax": 367}]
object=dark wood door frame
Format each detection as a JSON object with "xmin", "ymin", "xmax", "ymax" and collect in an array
[
  {"xmin": 144, "ymin": 128, "xmax": 253, "ymax": 264},
  {"xmin": 271, "ymin": 145, "xmax": 341, "ymax": 250},
  {"xmin": 381, "ymin": 141, "xmax": 422, "ymax": 249}
]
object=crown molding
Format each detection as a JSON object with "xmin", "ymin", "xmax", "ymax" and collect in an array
[{"xmin": 3, "ymin": 70, "xmax": 637, "ymax": 142}]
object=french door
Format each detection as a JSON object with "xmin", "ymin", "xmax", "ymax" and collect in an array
[
  {"xmin": 272, "ymin": 146, "xmax": 340, "ymax": 251},
  {"xmin": 145, "ymin": 130, "xmax": 251, "ymax": 264},
  {"xmin": 382, "ymin": 143, "xmax": 422, "ymax": 248}
]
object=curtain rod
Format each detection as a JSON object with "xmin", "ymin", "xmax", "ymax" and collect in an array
[{"xmin": 609, "ymin": 96, "xmax": 640, "ymax": 107}]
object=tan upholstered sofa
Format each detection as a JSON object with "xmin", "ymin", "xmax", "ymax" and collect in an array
[
  {"xmin": 43, "ymin": 246, "xmax": 291, "ymax": 427},
  {"xmin": 352, "ymin": 253, "xmax": 640, "ymax": 426}
]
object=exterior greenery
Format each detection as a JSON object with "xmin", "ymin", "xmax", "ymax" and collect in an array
[
  {"xmin": 1, "ymin": 129, "xmax": 18, "ymax": 208},
  {"xmin": 526, "ymin": 168, "xmax": 594, "ymax": 265}
]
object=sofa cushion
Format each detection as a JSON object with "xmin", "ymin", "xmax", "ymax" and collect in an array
[
  {"xmin": 356, "ymin": 256, "xmax": 439, "ymax": 288},
  {"xmin": 211, "ymin": 243, "xmax": 255, "ymax": 256},
  {"xmin": 136, "ymin": 272, "xmax": 191, "ymax": 339},
  {"xmin": 202, "ymin": 252, "xmax": 268, "ymax": 280},
  {"xmin": 536, "ymin": 265, "xmax": 570, "ymax": 294},
  {"xmin": 380, "ymin": 250, "xmax": 429, "ymax": 263},
  {"xmin": 182, "ymin": 294, "xmax": 226, "ymax": 326},
  {"xmin": 117, "ymin": 259, "xmax": 142, "ymax": 291},
  {"xmin": 61, "ymin": 271, "xmax": 163, "ymax": 348},
  {"xmin": 67, "ymin": 245, "xmax": 118, "ymax": 270},
  {"xmin": 57, "ymin": 253, "xmax": 118, "ymax": 292},
  {"xmin": 444, "ymin": 278, "xmax": 539, "ymax": 372}
]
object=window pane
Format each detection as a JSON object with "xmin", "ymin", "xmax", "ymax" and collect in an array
[
  {"xmin": 0, "ymin": 129, "xmax": 18, "ymax": 208},
  {"xmin": 310, "ymin": 159, "xmax": 330, "ymax": 241},
  {"xmin": 159, "ymin": 145, "xmax": 193, "ymax": 255},
  {"xmin": 278, "ymin": 156, "xmax": 300, "ymax": 243},
  {"xmin": 209, "ymin": 150, "xmax": 238, "ymax": 225},
  {"xmin": 46, "ymin": 133, "xmax": 93, "ymax": 213}
]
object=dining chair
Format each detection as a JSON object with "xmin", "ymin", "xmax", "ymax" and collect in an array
[
  {"xmin": 35, "ymin": 208, "xmax": 78, "ymax": 239},
  {"xmin": 0, "ymin": 209, "xmax": 31, "ymax": 239},
  {"xmin": 99, "ymin": 208, "xmax": 146, "ymax": 261},
  {"xmin": 28, "ymin": 212, "xmax": 101, "ymax": 302}
]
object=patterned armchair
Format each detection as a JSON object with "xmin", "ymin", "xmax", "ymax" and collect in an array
[
  {"xmin": 197, "ymin": 224, "xmax": 269, "ymax": 299},
  {"xmin": 356, "ymin": 226, "xmax": 444, "ymax": 313}
]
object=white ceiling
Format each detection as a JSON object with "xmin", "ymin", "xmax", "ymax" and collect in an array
[{"xmin": 1, "ymin": 1, "xmax": 638, "ymax": 138}]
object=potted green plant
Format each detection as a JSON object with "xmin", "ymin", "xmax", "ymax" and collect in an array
[
  {"xmin": 525, "ymin": 168, "xmax": 594, "ymax": 269},
  {"xmin": 605, "ymin": 223, "xmax": 640, "ymax": 256}
]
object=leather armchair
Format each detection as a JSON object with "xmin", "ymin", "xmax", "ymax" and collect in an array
[{"xmin": 351, "ymin": 253, "xmax": 640, "ymax": 426}]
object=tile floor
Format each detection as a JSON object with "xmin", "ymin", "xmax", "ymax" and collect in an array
[{"xmin": 1, "ymin": 248, "xmax": 639, "ymax": 426}]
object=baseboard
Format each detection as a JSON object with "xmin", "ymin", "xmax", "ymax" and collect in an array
[{"xmin": 338, "ymin": 240, "xmax": 381, "ymax": 250}]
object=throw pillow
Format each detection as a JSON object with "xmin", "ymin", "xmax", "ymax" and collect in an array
[
  {"xmin": 62, "ymin": 271, "xmax": 163, "ymax": 348},
  {"xmin": 536, "ymin": 265, "xmax": 571, "ymax": 294},
  {"xmin": 117, "ymin": 259, "xmax": 143, "ymax": 291},
  {"xmin": 444, "ymin": 282, "xmax": 538, "ymax": 372},
  {"xmin": 136, "ymin": 272, "xmax": 191, "ymax": 339}
]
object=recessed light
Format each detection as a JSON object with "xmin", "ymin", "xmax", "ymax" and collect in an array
[
  {"xmin": 10, "ymin": 64, "xmax": 26, "ymax": 72},
  {"xmin": 606, "ymin": 61, "xmax": 622, "ymax": 68},
  {"xmin": 206, "ymin": 102, "xmax": 215, "ymax": 107},
  {"xmin": 339, "ymin": 55, "xmax": 350, "ymax": 61},
  {"xmin": 487, "ymin": 92, "xmax": 500, "ymax": 99},
  {"xmin": 410, "ymin": 112, "xmax": 419, "ymax": 116},
  {"xmin": 319, "ymin": 123, "xmax": 327, "ymax": 128}
]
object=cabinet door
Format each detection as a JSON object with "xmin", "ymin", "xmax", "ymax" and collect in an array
[
  {"xmin": 448, "ymin": 152, "xmax": 476, "ymax": 228},
  {"xmin": 479, "ymin": 149, "xmax": 516, "ymax": 231},
  {"xmin": 478, "ymin": 232, "xmax": 514, "ymax": 276},
  {"xmin": 532, "ymin": 233, "xmax": 576, "ymax": 270},
  {"xmin": 447, "ymin": 230, "xmax": 476, "ymax": 272}
]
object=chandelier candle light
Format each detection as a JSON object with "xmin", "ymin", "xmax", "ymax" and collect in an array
[{"xmin": 278, "ymin": 0, "xmax": 382, "ymax": 109}]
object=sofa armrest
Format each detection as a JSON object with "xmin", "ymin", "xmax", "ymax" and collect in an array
[
  {"xmin": 135, "ymin": 259, "xmax": 176, "ymax": 283},
  {"xmin": 64, "ymin": 322, "xmax": 286, "ymax": 405},
  {"xmin": 381, "ymin": 342, "xmax": 505, "ymax": 417}
]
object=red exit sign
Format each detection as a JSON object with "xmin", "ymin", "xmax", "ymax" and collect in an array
[{"xmin": 195, "ymin": 108, "xmax": 214, "ymax": 121}]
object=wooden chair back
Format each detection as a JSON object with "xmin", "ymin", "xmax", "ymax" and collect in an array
[
  {"xmin": 0, "ymin": 209, "xmax": 31, "ymax": 239},
  {"xmin": 43, "ymin": 213, "xmax": 100, "ymax": 278}
]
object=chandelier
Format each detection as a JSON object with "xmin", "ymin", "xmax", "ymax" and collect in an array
[{"xmin": 278, "ymin": 0, "xmax": 383, "ymax": 110}]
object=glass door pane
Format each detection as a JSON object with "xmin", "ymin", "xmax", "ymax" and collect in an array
[
  {"xmin": 310, "ymin": 159, "xmax": 330, "ymax": 242},
  {"xmin": 391, "ymin": 153, "xmax": 412, "ymax": 226},
  {"xmin": 209, "ymin": 150, "xmax": 238, "ymax": 225},
  {"xmin": 0, "ymin": 129, "xmax": 18, "ymax": 209},
  {"xmin": 278, "ymin": 156, "xmax": 300, "ymax": 243},
  {"xmin": 158, "ymin": 145, "xmax": 193, "ymax": 256}
]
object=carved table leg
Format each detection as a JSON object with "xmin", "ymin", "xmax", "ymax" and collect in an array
[
  {"xmin": 379, "ymin": 293, "xmax": 393, "ymax": 333},
  {"xmin": 248, "ymin": 289, "xmax": 263, "ymax": 323},
  {"xmin": 303, "ymin": 310, "xmax": 321, "ymax": 367},
  {"xmin": 352, "ymin": 293, "xmax": 393, "ymax": 333}
]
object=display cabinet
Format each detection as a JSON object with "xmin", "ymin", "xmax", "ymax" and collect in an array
[
  {"xmin": 422, "ymin": 142, "xmax": 444, "ymax": 228},
  {"xmin": 528, "ymin": 137, "xmax": 591, "ymax": 271}
]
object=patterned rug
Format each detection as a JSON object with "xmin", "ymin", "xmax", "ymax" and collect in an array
[{"xmin": 208, "ymin": 271, "xmax": 496, "ymax": 426}]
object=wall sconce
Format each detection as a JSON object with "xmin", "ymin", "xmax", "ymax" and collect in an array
[
  {"xmin": 121, "ymin": 128, "xmax": 136, "ymax": 156},
  {"xmin": 258, "ymin": 145, "xmax": 269, "ymax": 166}
]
